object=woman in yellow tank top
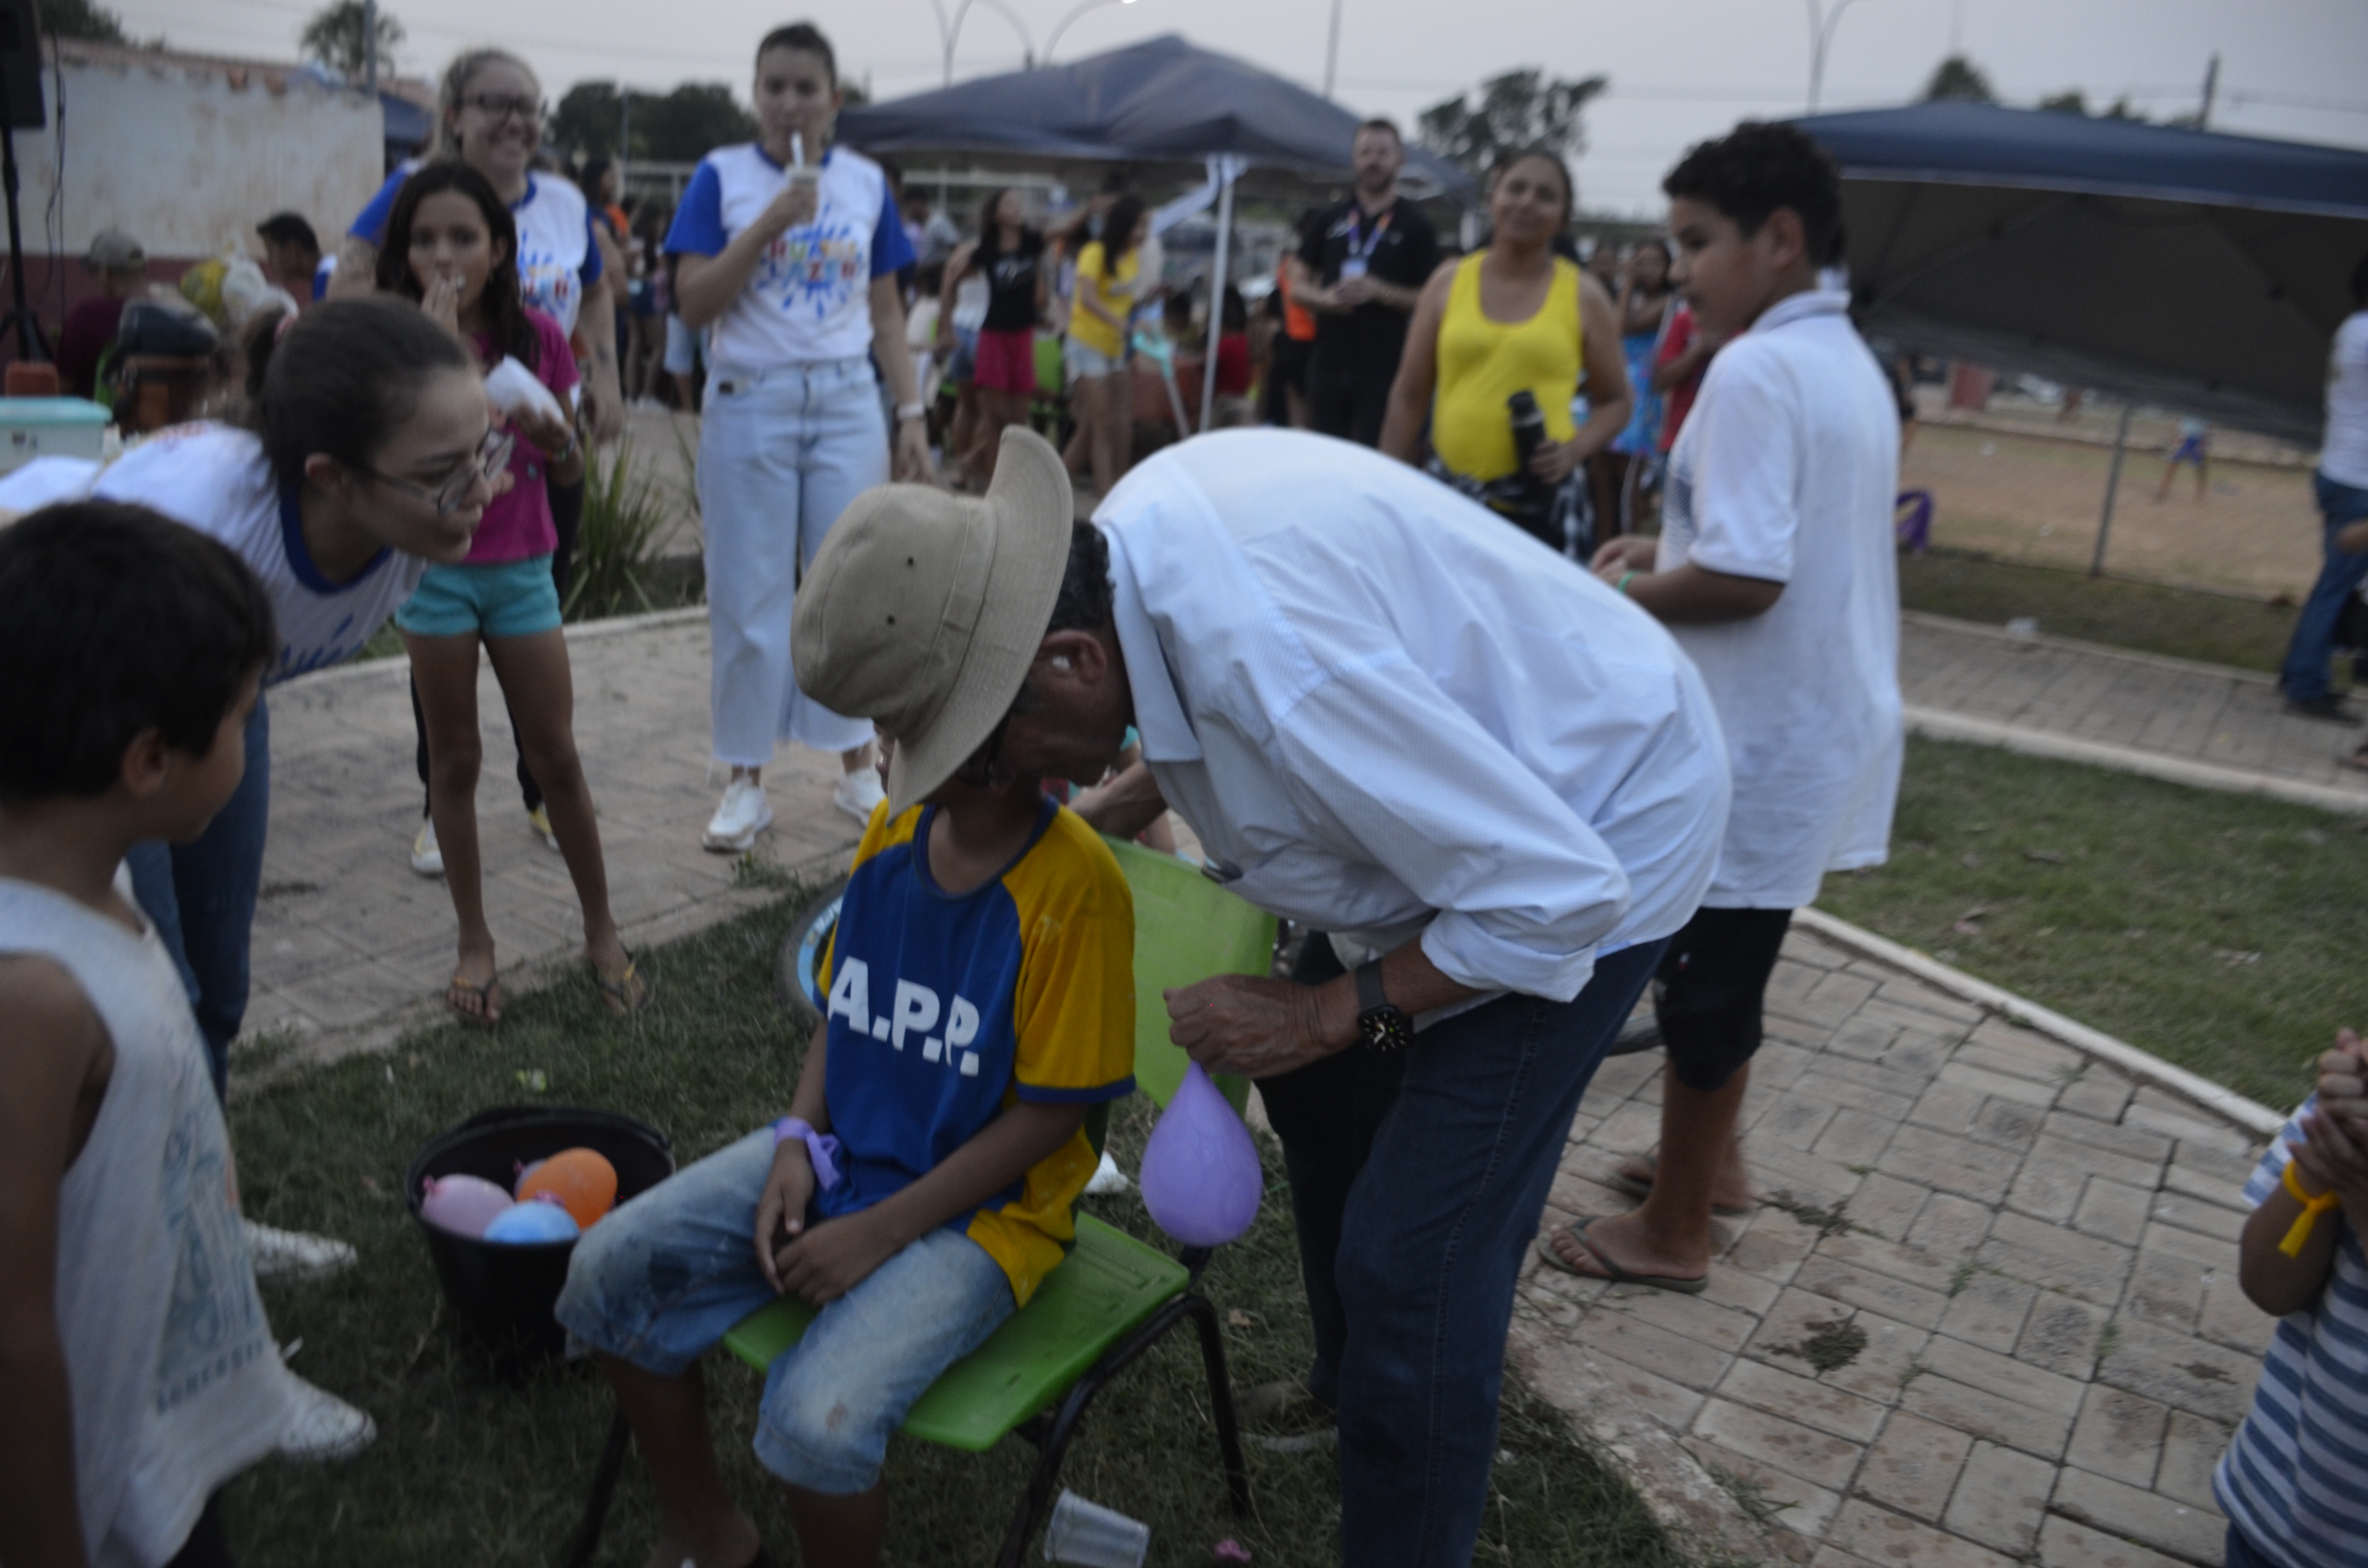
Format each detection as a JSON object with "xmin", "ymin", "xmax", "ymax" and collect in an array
[{"xmin": 1380, "ymin": 147, "xmax": 1632, "ymax": 553}]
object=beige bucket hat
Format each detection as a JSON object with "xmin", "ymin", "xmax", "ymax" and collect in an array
[{"xmin": 792, "ymin": 427, "xmax": 1073, "ymax": 816}]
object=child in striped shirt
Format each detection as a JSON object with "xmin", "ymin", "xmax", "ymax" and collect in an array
[{"xmin": 2213, "ymin": 1029, "xmax": 2368, "ymax": 1568}]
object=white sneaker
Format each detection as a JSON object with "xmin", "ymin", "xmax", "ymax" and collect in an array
[
  {"xmin": 527, "ymin": 804, "xmax": 561, "ymax": 851},
  {"xmin": 832, "ymin": 766, "xmax": 886, "ymax": 825},
  {"xmin": 409, "ymin": 816, "xmax": 443, "ymax": 877},
  {"xmin": 244, "ymin": 1218, "xmax": 358, "ymax": 1282},
  {"xmin": 702, "ymin": 777, "xmax": 773, "ymax": 852},
  {"xmin": 275, "ymin": 1371, "xmax": 376, "ymax": 1462}
]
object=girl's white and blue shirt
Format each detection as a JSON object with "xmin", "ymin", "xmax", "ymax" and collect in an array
[
  {"xmin": 351, "ymin": 160, "xmax": 604, "ymax": 335},
  {"xmin": 663, "ymin": 142, "xmax": 913, "ymax": 375}
]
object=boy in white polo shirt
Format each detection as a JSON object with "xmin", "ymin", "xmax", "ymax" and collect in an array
[{"xmin": 1550, "ymin": 120, "xmax": 1902, "ymax": 1293}]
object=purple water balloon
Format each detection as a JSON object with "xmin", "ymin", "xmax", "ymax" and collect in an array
[
  {"xmin": 1139, "ymin": 1061, "xmax": 1262, "ymax": 1247},
  {"xmin": 419, "ymin": 1173, "xmax": 514, "ymax": 1238}
]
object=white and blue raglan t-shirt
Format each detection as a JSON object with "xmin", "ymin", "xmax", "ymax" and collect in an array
[
  {"xmin": 351, "ymin": 160, "xmax": 604, "ymax": 335},
  {"xmin": 663, "ymin": 142, "xmax": 914, "ymax": 375}
]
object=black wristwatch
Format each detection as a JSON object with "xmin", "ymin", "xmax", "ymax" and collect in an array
[{"xmin": 1354, "ymin": 960, "xmax": 1414, "ymax": 1051}]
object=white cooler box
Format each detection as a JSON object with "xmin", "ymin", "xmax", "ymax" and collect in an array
[{"xmin": 0, "ymin": 398, "xmax": 109, "ymax": 475}]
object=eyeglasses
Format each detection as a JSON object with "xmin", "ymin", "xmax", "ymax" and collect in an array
[
  {"xmin": 462, "ymin": 92, "xmax": 542, "ymax": 123},
  {"xmin": 361, "ymin": 429, "xmax": 513, "ymax": 516}
]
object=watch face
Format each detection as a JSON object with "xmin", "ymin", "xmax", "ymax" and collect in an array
[{"xmin": 1360, "ymin": 1007, "xmax": 1412, "ymax": 1050}]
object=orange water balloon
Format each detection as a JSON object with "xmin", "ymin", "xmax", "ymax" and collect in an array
[{"xmin": 516, "ymin": 1147, "xmax": 617, "ymax": 1230}]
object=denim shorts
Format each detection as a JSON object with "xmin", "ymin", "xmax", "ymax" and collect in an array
[
  {"xmin": 1065, "ymin": 338, "xmax": 1120, "ymax": 382},
  {"xmin": 395, "ymin": 555, "xmax": 561, "ymax": 640},
  {"xmin": 555, "ymin": 1130, "xmax": 1016, "ymax": 1494}
]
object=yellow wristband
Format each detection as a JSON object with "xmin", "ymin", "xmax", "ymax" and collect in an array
[{"xmin": 2279, "ymin": 1159, "xmax": 2342, "ymax": 1257}]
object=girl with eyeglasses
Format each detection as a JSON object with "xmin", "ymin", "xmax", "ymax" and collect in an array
[{"xmin": 378, "ymin": 162, "xmax": 651, "ymax": 1025}]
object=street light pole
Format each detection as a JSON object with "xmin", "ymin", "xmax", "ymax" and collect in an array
[
  {"xmin": 1323, "ymin": 0, "xmax": 1343, "ymax": 100},
  {"xmin": 1045, "ymin": 0, "xmax": 1140, "ymax": 65},
  {"xmin": 1806, "ymin": 0, "xmax": 1871, "ymax": 113},
  {"xmin": 943, "ymin": 0, "xmax": 1039, "ymax": 81}
]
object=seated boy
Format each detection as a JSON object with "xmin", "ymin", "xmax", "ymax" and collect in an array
[
  {"xmin": 2213, "ymin": 1027, "xmax": 2368, "ymax": 1568},
  {"xmin": 558, "ymin": 757, "xmax": 1134, "ymax": 1568},
  {"xmin": 0, "ymin": 503, "xmax": 293, "ymax": 1568}
]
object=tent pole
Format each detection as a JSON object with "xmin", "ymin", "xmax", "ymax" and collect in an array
[
  {"xmin": 2089, "ymin": 404, "xmax": 2133, "ymax": 578},
  {"xmin": 1198, "ymin": 164, "xmax": 1235, "ymax": 437}
]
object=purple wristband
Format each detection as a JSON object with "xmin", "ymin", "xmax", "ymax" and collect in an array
[{"xmin": 772, "ymin": 1115, "xmax": 844, "ymax": 1191}]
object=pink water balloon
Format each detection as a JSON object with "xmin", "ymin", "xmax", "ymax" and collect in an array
[
  {"xmin": 419, "ymin": 1173, "xmax": 514, "ymax": 1238},
  {"xmin": 1139, "ymin": 1062, "xmax": 1263, "ymax": 1247}
]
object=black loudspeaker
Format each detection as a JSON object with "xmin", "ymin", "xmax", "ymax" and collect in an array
[{"xmin": 0, "ymin": 0, "xmax": 46, "ymax": 133}]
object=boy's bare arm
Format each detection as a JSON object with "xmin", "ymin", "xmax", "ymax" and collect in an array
[
  {"xmin": 772, "ymin": 1100, "xmax": 1088, "ymax": 1306},
  {"xmin": 2240, "ymin": 1095, "xmax": 2368, "ymax": 1317},
  {"xmin": 0, "ymin": 958, "xmax": 113, "ymax": 1568}
]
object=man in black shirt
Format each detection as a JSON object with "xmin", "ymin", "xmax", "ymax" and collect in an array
[{"xmin": 1288, "ymin": 119, "xmax": 1441, "ymax": 447}]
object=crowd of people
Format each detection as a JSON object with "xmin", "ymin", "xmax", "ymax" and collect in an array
[{"xmin": 7, "ymin": 16, "xmax": 2368, "ymax": 1568}]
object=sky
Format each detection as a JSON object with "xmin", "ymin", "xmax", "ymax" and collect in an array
[{"xmin": 114, "ymin": 0, "xmax": 2368, "ymax": 214}]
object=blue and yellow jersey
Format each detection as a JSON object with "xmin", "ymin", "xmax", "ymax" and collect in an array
[{"xmin": 817, "ymin": 797, "xmax": 1135, "ymax": 1305}]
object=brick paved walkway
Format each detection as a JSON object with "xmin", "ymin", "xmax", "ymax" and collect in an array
[
  {"xmin": 1515, "ymin": 923, "xmax": 2271, "ymax": 1568},
  {"xmin": 1903, "ymin": 612, "xmax": 2368, "ymax": 812}
]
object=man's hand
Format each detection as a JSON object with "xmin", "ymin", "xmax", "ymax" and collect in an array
[
  {"xmin": 1332, "ymin": 275, "xmax": 1379, "ymax": 309},
  {"xmin": 753, "ymin": 1139, "xmax": 817, "ymax": 1293},
  {"xmin": 773, "ymin": 1210, "xmax": 904, "ymax": 1307},
  {"xmin": 2338, "ymin": 520, "xmax": 2368, "ymax": 554},
  {"xmin": 1590, "ymin": 534, "xmax": 1657, "ymax": 580},
  {"xmin": 1167, "ymin": 973, "xmax": 1349, "ymax": 1080}
]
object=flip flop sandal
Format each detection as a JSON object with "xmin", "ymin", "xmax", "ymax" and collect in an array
[
  {"xmin": 594, "ymin": 954, "xmax": 656, "ymax": 1016},
  {"xmin": 446, "ymin": 973, "xmax": 502, "ymax": 1029},
  {"xmin": 1535, "ymin": 1215, "xmax": 1709, "ymax": 1295},
  {"xmin": 1604, "ymin": 1152, "xmax": 1755, "ymax": 1216}
]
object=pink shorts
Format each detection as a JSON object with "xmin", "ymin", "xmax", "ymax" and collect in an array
[{"xmin": 972, "ymin": 328, "xmax": 1038, "ymax": 396}]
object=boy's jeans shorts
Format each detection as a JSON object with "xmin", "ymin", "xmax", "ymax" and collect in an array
[{"xmin": 556, "ymin": 1130, "xmax": 1015, "ymax": 1493}]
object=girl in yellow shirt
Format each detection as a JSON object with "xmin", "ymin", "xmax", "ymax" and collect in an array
[
  {"xmin": 1380, "ymin": 148, "xmax": 1632, "ymax": 553},
  {"xmin": 1063, "ymin": 194, "xmax": 1147, "ymax": 498}
]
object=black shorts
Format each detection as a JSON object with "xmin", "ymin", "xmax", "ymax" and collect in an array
[{"xmin": 1652, "ymin": 906, "xmax": 1794, "ymax": 1092}]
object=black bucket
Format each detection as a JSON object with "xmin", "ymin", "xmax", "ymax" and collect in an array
[{"xmin": 406, "ymin": 1105, "xmax": 675, "ymax": 1364}]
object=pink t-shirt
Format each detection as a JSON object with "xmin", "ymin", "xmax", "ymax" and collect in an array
[{"xmin": 467, "ymin": 307, "xmax": 580, "ymax": 564}]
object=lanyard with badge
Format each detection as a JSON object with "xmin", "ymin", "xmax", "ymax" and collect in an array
[{"xmin": 1339, "ymin": 206, "xmax": 1392, "ymax": 282}]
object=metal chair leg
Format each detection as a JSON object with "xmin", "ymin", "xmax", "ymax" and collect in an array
[
  {"xmin": 561, "ymin": 1402, "xmax": 632, "ymax": 1568},
  {"xmin": 1183, "ymin": 1293, "xmax": 1252, "ymax": 1516}
]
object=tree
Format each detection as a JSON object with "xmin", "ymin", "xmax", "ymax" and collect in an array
[
  {"xmin": 2037, "ymin": 90, "xmax": 2086, "ymax": 115},
  {"xmin": 552, "ymin": 81, "xmax": 631, "ymax": 162},
  {"xmin": 550, "ymin": 79, "xmax": 757, "ymax": 164},
  {"xmin": 1920, "ymin": 54, "xmax": 1997, "ymax": 104},
  {"xmin": 1417, "ymin": 68, "xmax": 1608, "ymax": 184},
  {"xmin": 38, "ymin": 0, "xmax": 127, "ymax": 43},
  {"xmin": 300, "ymin": 1, "xmax": 403, "ymax": 81}
]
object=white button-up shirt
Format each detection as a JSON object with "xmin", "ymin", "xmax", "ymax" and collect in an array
[{"xmin": 1096, "ymin": 429, "xmax": 1732, "ymax": 1002}]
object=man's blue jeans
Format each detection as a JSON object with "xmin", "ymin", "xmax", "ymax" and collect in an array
[
  {"xmin": 2277, "ymin": 471, "xmax": 2368, "ymax": 704},
  {"xmin": 1260, "ymin": 938, "xmax": 1666, "ymax": 1568},
  {"xmin": 126, "ymin": 697, "xmax": 269, "ymax": 1103}
]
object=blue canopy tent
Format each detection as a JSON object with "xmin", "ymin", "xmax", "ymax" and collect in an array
[
  {"xmin": 1796, "ymin": 103, "xmax": 2368, "ymax": 570},
  {"xmin": 841, "ymin": 35, "xmax": 1476, "ymax": 429}
]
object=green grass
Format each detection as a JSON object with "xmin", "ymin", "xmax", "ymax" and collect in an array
[
  {"xmin": 223, "ymin": 887, "xmax": 1695, "ymax": 1567},
  {"xmin": 1899, "ymin": 549, "xmax": 2301, "ymax": 674},
  {"xmin": 1819, "ymin": 736, "xmax": 2366, "ymax": 1112}
]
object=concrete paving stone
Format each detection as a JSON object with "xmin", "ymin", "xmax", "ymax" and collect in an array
[
  {"xmin": 2144, "ymin": 1193, "xmax": 2245, "ymax": 1245},
  {"xmin": 1808, "ymin": 968, "xmax": 1883, "ymax": 1015},
  {"xmin": 1794, "ymin": 1254, "xmax": 1953, "ymax": 1330},
  {"xmin": 1686, "ymin": 1433, "xmax": 1847, "ymax": 1539},
  {"xmin": 2094, "ymin": 1316, "xmax": 2259, "ymax": 1427},
  {"xmin": 1588, "ymin": 1099, "xmax": 1665, "ymax": 1155},
  {"xmin": 1812, "ymin": 1549, "xmax": 1889, "ymax": 1568},
  {"xmin": 1694, "ymin": 1396, "xmax": 1868, "ymax": 1491},
  {"xmin": 1580, "ymin": 1308, "xmax": 1739, "ymax": 1391},
  {"xmin": 1881, "ymin": 1030, "xmax": 1956, "ymax": 1082},
  {"xmin": 1592, "ymin": 1284, "xmax": 1764, "ymax": 1356},
  {"xmin": 1847, "ymin": 1173, "xmax": 1936, "ymax": 1243},
  {"xmin": 1864, "ymin": 982, "xmax": 1986, "ymax": 1031},
  {"xmin": 2057, "ymin": 1073, "xmax": 2138, "ymax": 1124},
  {"xmin": 1700, "ymin": 1257, "xmax": 1787, "ymax": 1317},
  {"xmin": 1942, "ymin": 1440, "xmax": 2058, "ymax": 1557},
  {"xmin": 1968, "ymin": 1095, "xmax": 2045, "ymax": 1151},
  {"xmin": 2122, "ymin": 1249, "xmax": 2210, "ymax": 1336},
  {"xmin": 1524, "ymin": 1330, "xmax": 1707, "ymax": 1432},
  {"xmin": 1759, "ymin": 1090, "xmax": 1848, "ymax": 1153},
  {"xmin": 1821, "ymin": 1232, "xmax": 1967, "ymax": 1296},
  {"xmin": 1906, "ymin": 1193, "xmax": 1996, "ymax": 1260},
  {"xmin": 1918, "ymin": 1330, "xmax": 2090, "ymax": 1417},
  {"xmin": 1964, "ymin": 1019, "xmax": 2086, "ymax": 1077},
  {"xmin": 1798, "ymin": 1068, "xmax": 1921, "ymax": 1124},
  {"xmin": 1828, "ymin": 1499, "xmax": 2022, "ymax": 1568},
  {"xmin": 1813, "ymin": 1053, "xmax": 1946, "ymax": 1104},
  {"xmin": 1832, "ymin": 1017, "xmax": 1905, "ymax": 1061},
  {"xmin": 1584, "ymin": 1049, "xmax": 1662, "ymax": 1102},
  {"xmin": 2016, "ymin": 1293, "xmax": 2112, "ymax": 1381},
  {"xmin": 2151, "ymin": 1409, "xmax": 2229, "ymax": 1513},
  {"xmin": 1720, "ymin": 1356, "xmax": 1892, "ymax": 1444},
  {"xmin": 2064, "ymin": 1384, "xmax": 2171, "ymax": 1491},
  {"xmin": 2034, "ymin": 1514, "xmax": 2192, "ymax": 1568},
  {"xmin": 1726, "ymin": 1210, "xmax": 1819, "ymax": 1286},
  {"xmin": 2048, "ymin": 1465, "xmax": 2226, "ymax": 1565},
  {"xmin": 2076, "ymin": 1179, "xmax": 2158, "ymax": 1247},
  {"xmin": 2008, "ymin": 1151, "xmax": 2094, "ymax": 1224},
  {"xmin": 2042, "ymin": 1112, "xmax": 2174, "ymax": 1166},
  {"xmin": 1754, "ymin": 1038, "xmax": 1820, "ymax": 1090},
  {"xmin": 1938, "ymin": 1058, "xmax": 2060, "ymax": 1111},
  {"xmin": 2136, "ymin": 1219, "xmax": 2232, "ymax": 1271},
  {"xmin": 1813, "ymin": 1311, "xmax": 1936, "ymax": 1409},
  {"xmin": 1979, "ymin": 1211, "xmax": 2137, "ymax": 1308},
  {"xmin": 1937, "ymin": 1271, "xmax": 2037, "ymax": 1355},
  {"xmin": 1856, "ymin": 1409, "xmax": 1977, "ymax": 1523},
  {"xmin": 1781, "ymin": 931, "xmax": 1849, "ymax": 969},
  {"xmin": 1546, "ymin": 1167, "xmax": 1634, "ymax": 1221},
  {"xmin": 1877, "ymin": 1137, "xmax": 2013, "ymax": 1207},
  {"xmin": 2192, "ymin": 1274, "xmax": 2276, "ymax": 1358},
  {"xmin": 1756, "ymin": 1140, "xmax": 1870, "ymax": 1206},
  {"xmin": 2161, "ymin": 1140, "xmax": 2259, "ymax": 1192},
  {"xmin": 1908, "ymin": 1081, "xmax": 1988, "ymax": 1138},
  {"xmin": 1902, "ymin": 1371, "xmax": 2075, "ymax": 1460},
  {"xmin": 1769, "ymin": 956, "xmax": 1830, "ymax": 1001},
  {"xmin": 1813, "ymin": 1107, "xmax": 1906, "ymax": 1166},
  {"xmin": 2122, "ymin": 1106, "xmax": 2254, "ymax": 1156}
]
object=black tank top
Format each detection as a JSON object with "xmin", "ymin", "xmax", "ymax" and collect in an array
[{"xmin": 978, "ymin": 229, "xmax": 1045, "ymax": 333}]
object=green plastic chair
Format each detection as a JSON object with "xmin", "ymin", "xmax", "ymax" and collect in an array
[{"xmin": 569, "ymin": 838, "xmax": 1273, "ymax": 1568}]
